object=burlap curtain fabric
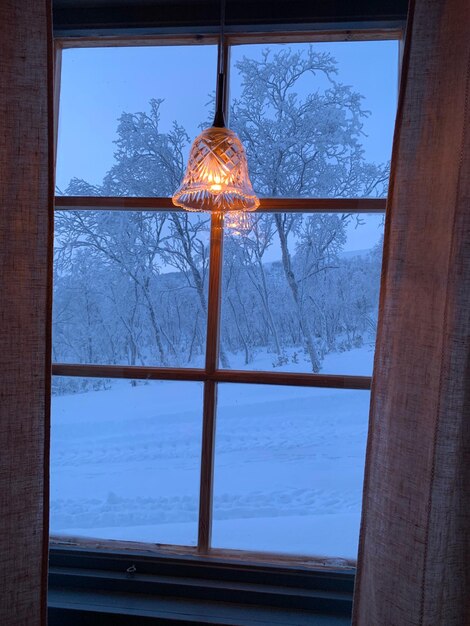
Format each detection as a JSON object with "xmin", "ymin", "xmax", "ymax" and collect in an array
[
  {"xmin": 353, "ymin": 0, "xmax": 470, "ymax": 624},
  {"xmin": 0, "ymin": 1, "xmax": 53, "ymax": 624}
]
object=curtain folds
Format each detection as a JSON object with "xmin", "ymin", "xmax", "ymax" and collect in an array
[
  {"xmin": 353, "ymin": 0, "xmax": 470, "ymax": 624},
  {"xmin": 0, "ymin": 1, "xmax": 53, "ymax": 624}
]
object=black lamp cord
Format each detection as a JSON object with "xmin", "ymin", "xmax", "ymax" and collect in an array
[{"xmin": 213, "ymin": 0, "xmax": 227, "ymax": 127}]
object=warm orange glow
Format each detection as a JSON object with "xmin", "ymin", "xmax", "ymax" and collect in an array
[{"xmin": 172, "ymin": 126, "xmax": 259, "ymax": 213}]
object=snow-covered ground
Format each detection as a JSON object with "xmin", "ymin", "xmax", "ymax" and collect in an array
[
  {"xmin": 50, "ymin": 347, "xmax": 372, "ymax": 561},
  {"xmin": 221, "ymin": 343, "xmax": 376, "ymax": 375}
]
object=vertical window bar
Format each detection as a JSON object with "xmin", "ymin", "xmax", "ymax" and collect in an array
[
  {"xmin": 197, "ymin": 43, "xmax": 231, "ymax": 554},
  {"xmin": 198, "ymin": 210, "xmax": 224, "ymax": 553},
  {"xmin": 53, "ymin": 43, "xmax": 63, "ymax": 182}
]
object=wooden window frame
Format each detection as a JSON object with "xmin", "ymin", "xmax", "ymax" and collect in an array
[{"xmin": 51, "ymin": 28, "xmax": 397, "ymax": 567}]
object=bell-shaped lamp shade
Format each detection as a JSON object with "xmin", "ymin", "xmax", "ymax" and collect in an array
[{"xmin": 172, "ymin": 126, "xmax": 259, "ymax": 213}]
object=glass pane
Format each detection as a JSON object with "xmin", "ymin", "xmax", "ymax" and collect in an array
[
  {"xmin": 56, "ymin": 45, "xmax": 217, "ymax": 196},
  {"xmin": 212, "ymin": 384, "xmax": 370, "ymax": 559},
  {"xmin": 50, "ymin": 378, "xmax": 203, "ymax": 546},
  {"xmin": 229, "ymin": 41, "xmax": 398, "ymax": 198},
  {"xmin": 220, "ymin": 211, "xmax": 384, "ymax": 374},
  {"xmin": 53, "ymin": 210, "xmax": 210, "ymax": 367}
]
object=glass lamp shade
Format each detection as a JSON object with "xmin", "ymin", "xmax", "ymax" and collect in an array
[
  {"xmin": 224, "ymin": 210, "xmax": 253, "ymax": 236},
  {"xmin": 172, "ymin": 126, "xmax": 259, "ymax": 213}
]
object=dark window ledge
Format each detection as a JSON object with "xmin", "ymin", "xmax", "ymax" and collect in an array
[{"xmin": 49, "ymin": 547, "xmax": 354, "ymax": 625}]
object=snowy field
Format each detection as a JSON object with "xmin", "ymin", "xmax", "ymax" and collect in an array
[{"xmin": 50, "ymin": 347, "xmax": 373, "ymax": 561}]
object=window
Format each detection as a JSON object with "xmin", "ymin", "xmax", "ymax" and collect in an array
[{"xmin": 51, "ymin": 36, "xmax": 398, "ymax": 565}]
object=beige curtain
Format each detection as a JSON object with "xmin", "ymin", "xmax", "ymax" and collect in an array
[
  {"xmin": 353, "ymin": 0, "xmax": 470, "ymax": 624},
  {"xmin": 0, "ymin": 1, "xmax": 52, "ymax": 624}
]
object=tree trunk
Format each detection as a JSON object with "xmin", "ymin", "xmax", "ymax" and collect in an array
[
  {"xmin": 274, "ymin": 215, "xmax": 321, "ymax": 372},
  {"xmin": 141, "ymin": 284, "xmax": 168, "ymax": 366},
  {"xmin": 228, "ymin": 296, "xmax": 251, "ymax": 365},
  {"xmin": 254, "ymin": 257, "xmax": 282, "ymax": 355}
]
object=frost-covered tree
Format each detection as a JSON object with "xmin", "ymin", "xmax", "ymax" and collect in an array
[
  {"xmin": 54, "ymin": 46, "xmax": 387, "ymax": 375},
  {"xmin": 228, "ymin": 47, "xmax": 388, "ymax": 371},
  {"xmin": 231, "ymin": 48, "xmax": 388, "ymax": 198}
]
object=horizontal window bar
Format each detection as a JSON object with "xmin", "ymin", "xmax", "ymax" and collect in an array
[
  {"xmin": 49, "ymin": 542, "xmax": 357, "ymax": 571},
  {"xmin": 56, "ymin": 27, "xmax": 403, "ymax": 49},
  {"xmin": 57, "ymin": 34, "xmax": 219, "ymax": 49},
  {"xmin": 55, "ymin": 196, "xmax": 180, "ymax": 211},
  {"xmin": 255, "ymin": 198, "xmax": 385, "ymax": 212},
  {"xmin": 54, "ymin": 196, "xmax": 386, "ymax": 213},
  {"xmin": 215, "ymin": 370, "xmax": 371, "ymax": 390},
  {"xmin": 52, "ymin": 363, "xmax": 371, "ymax": 390},
  {"xmin": 52, "ymin": 364, "xmax": 206, "ymax": 381},
  {"xmin": 227, "ymin": 27, "xmax": 402, "ymax": 45}
]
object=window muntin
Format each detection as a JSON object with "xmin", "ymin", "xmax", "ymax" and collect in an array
[
  {"xmin": 51, "ymin": 378, "xmax": 204, "ymax": 546},
  {"xmin": 220, "ymin": 211, "xmax": 384, "ymax": 375},
  {"xmin": 212, "ymin": 385, "xmax": 370, "ymax": 558},
  {"xmin": 52, "ymin": 36, "xmax": 398, "ymax": 563}
]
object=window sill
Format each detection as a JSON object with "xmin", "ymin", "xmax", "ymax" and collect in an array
[{"xmin": 48, "ymin": 547, "xmax": 354, "ymax": 625}]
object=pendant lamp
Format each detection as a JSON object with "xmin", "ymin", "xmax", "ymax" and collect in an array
[{"xmin": 172, "ymin": 0, "xmax": 259, "ymax": 214}]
